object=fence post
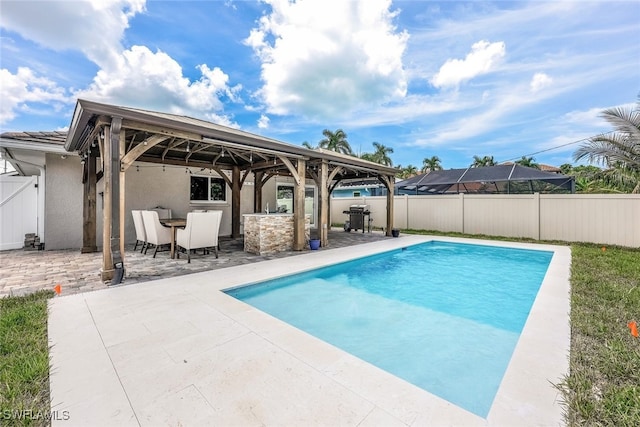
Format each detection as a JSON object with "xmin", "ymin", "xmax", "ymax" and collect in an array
[
  {"xmin": 405, "ymin": 194, "xmax": 409, "ymax": 230},
  {"xmin": 459, "ymin": 193, "xmax": 465, "ymax": 234},
  {"xmin": 534, "ymin": 192, "xmax": 541, "ymax": 240}
]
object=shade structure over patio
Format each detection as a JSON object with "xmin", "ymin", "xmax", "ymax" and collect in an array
[
  {"xmin": 63, "ymin": 99, "xmax": 397, "ymax": 282},
  {"xmin": 396, "ymin": 165, "xmax": 575, "ymax": 195}
]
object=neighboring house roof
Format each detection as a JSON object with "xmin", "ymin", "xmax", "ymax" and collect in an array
[
  {"xmin": 0, "ymin": 131, "xmax": 71, "ymax": 176},
  {"xmin": 396, "ymin": 164, "xmax": 574, "ymax": 194},
  {"xmin": 334, "ymin": 178, "xmax": 386, "ymax": 189},
  {"xmin": 0, "ymin": 131, "xmax": 68, "ymax": 152}
]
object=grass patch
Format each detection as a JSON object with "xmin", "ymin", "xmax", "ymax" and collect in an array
[
  {"xmin": 0, "ymin": 290, "xmax": 54, "ymax": 426},
  {"xmin": 404, "ymin": 229, "xmax": 640, "ymax": 426},
  {"xmin": 559, "ymin": 244, "xmax": 640, "ymax": 427}
]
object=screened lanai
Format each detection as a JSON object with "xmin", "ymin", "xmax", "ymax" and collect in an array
[
  {"xmin": 396, "ymin": 165, "xmax": 575, "ymax": 195},
  {"xmin": 64, "ymin": 99, "xmax": 397, "ymax": 282}
]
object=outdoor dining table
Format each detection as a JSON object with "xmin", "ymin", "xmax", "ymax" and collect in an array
[{"xmin": 160, "ymin": 218, "xmax": 186, "ymax": 259}]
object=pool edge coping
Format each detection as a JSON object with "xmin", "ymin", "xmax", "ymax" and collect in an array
[{"xmin": 208, "ymin": 235, "xmax": 570, "ymax": 426}]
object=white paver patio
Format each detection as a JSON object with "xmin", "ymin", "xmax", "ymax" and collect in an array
[{"xmin": 48, "ymin": 235, "xmax": 570, "ymax": 426}]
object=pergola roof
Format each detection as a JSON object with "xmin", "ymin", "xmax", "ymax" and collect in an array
[
  {"xmin": 61, "ymin": 99, "xmax": 396, "ymax": 283},
  {"xmin": 65, "ymin": 99, "xmax": 397, "ymax": 180},
  {"xmin": 396, "ymin": 165, "xmax": 574, "ymax": 194}
]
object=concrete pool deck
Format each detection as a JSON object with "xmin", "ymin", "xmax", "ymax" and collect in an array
[{"xmin": 48, "ymin": 235, "xmax": 571, "ymax": 426}]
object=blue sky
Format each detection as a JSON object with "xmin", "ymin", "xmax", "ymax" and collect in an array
[{"xmin": 1, "ymin": 0, "xmax": 639, "ymax": 169}]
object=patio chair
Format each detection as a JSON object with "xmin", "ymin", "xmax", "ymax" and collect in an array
[
  {"xmin": 131, "ymin": 210, "xmax": 147, "ymax": 252},
  {"xmin": 176, "ymin": 211, "xmax": 222, "ymax": 263},
  {"xmin": 141, "ymin": 210, "xmax": 172, "ymax": 258},
  {"xmin": 150, "ymin": 207, "xmax": 171, "ymax": 220}
]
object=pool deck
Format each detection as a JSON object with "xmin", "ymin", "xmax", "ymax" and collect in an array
[{"xmin": 48, "ymin": 235, "xmax": 571, "ymax": 426}]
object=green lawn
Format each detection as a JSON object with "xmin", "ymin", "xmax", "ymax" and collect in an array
[
  {"xmin": 1, "ymin": 235, "xmax": 639, "ymax": 426},
  {"xmin": 558, "ymin": 244, "xmax": 640, "ymax": 426},
  {"xmin": 0, "ymin": 290, "xmax": 53, "ymax": 427}
]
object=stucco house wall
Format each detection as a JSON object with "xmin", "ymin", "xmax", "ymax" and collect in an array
[
  {"xmin": 95, "ymin": 163, "xmax": 257, "ymax": 246},
  {"xmin": 44, "ymin": 153, "xmax": 83, "ymax": 250},
  {"xmin": 28, "ymin": 156, "xmax": 317, "ymax": 250}
]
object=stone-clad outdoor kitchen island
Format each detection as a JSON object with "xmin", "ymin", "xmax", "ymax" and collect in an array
[{"xmin": 243, "ymin": 213, "xmax": 311, "ymax": 255}]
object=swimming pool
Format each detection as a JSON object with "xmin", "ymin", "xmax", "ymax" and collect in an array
[{"xmin": 226, "ymin": 241, "xmax": 553, "ymax": 418}]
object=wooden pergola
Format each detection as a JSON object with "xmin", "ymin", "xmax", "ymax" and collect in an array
[{"xmin": 64, "ymin": 99, "xmax": 397, "ymax": 283}]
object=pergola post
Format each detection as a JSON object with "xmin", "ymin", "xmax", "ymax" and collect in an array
[
  {"xmin": 253, "ymin": 170, "xmax": 264, "ymax": 213},
  {"xmin": 319, "ymin": 160, "xmax": 329, "ymax": 247},
  {"xmin": 293, "ymin": 158, "xmax": 306, "ymax": 250},
  {"xmin": 101, "ymin": 117, "xmax": 125, "ymax": 283},
  {"xmin": 81, "ymin": 148, "xmax": 97, "ymax": 253},
  {"xmin": 232, "ymin": 165, "xmax": 241, "ymax": 238},
  {"xmin": 118, "ymin": 126, "xmax": 126, "ymax": 263},
  {"xmin": 101, "ymin": 125, "xmax": 113, "ymax": 281},
  {"xmin": 382, "ymin": 175, "xmax": 395, "ymax": 236}
]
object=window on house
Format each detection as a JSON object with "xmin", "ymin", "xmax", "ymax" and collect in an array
[
  {"xmin": 190, "ymin": 176, "xmax": 227, "ymax": 202},
  {"xmin": 353, "ymin": 191, "xmax": 361, "ymax": 197}
]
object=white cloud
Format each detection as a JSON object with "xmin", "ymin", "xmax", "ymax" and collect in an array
[
  {"xmin": 0, "ymin": 67, "xmax": 69, "ymax": 124},
  {"xmin": 2, "ymin": 1, "xmax": 243, "ymax": 128},
  {"xmin": 257, "ymin": 114, "xmax": 270, "ymax": 129},
  {"xmin": 430, "ymin": 40, "xmax": 505, "ymax": 89},
  {"xmin": 75, "ymin": 46, "xmax": 242, "ymax": 126},
  {"xmin": 245, "ymin": 0, "xmax": 409, "ymax": 119},
  {"xmin": 530, "ymin": 72, "xmax": 553, "ymax": 92},
  {"xmin": 0, "ymin": 0, "xmax": 146, "ymax": 69},
  {"xmin": 562, "ymin": 106, "xmax": 608, "ymax": 128}
]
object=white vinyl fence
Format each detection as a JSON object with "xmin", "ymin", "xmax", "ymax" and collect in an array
[
  {"xmin": 331, "ymin": 193, "xmax": 640, "ymax": 248},
  {"xmin": 0, "ymin": 176, "xmax": 39, "ymax": 250}
]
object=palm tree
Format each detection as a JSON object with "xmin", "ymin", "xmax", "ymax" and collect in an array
[
  {"xmin": 559, "ymin": 163, "xmax": 573, "ymax": 175},
  {"xmin": 318, "ymin": 129, "xmax": 353, "ymax": 155},
  {"xmin": 360, "ymin": 152, "xmax": 375, "ymax": 162},
  {"xmin": 396, "ymin": 164, "xmax": 418, "ymax": 179},
  {"xmin": 574, "ymin": 99, "xmax": 640, "ymax": 193},
  {"xmin": 421, "ymin": 156, "xmax": 442, "ymax": 173},
  {"xmin": 367, "ymin": 142, "xmax": 394, "ymax": 166},
  {"xmin": 302, "ymin": 141, "xmax": 316, "ymax": 149},
  {"xmin": 471, "ymin": 155, "xmax": 496, "ymax": 167},
  {"xmin": 515, "ymin": 156, "xmax": 539, "ymax": 169},
  {"xmin": 602, "ymin": 162, "xmax": 640, "ymax": 193}
]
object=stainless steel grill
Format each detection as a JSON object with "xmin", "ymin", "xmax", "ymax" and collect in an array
[{"xmin": 342, "ymin": 204, "xmax": 371, "ymax": 233}]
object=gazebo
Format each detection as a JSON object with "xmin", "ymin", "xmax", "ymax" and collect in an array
[{"xmin": 64, "ymin": 99, "xmax": 397, "ymax": 282}]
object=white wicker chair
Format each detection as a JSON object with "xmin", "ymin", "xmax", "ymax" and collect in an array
[
  {"xmin": 131, "ymin": 210, "xmax": 147, "ymax": 252},
  {"xmin": 141, "ymin": 210, "xmax": 171, "ymax": 257},
  {"xmin": 176, "ymin": 211, "xmax": 222, "ymax": 263}
]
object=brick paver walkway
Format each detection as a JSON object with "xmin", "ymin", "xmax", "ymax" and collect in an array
[{"xmin": 1, "ymin": 230, "xmax": 390, "ymax": 297}]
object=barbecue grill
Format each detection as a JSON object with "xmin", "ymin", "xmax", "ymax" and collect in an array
[{"xmin": 343, "ymin": 204, "xmax": 371, "ymax": 233}]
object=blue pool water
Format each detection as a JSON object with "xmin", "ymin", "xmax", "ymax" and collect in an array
[{"xmin": 226, "ymin": 241, "xmax": 553, "ymax": 417}]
